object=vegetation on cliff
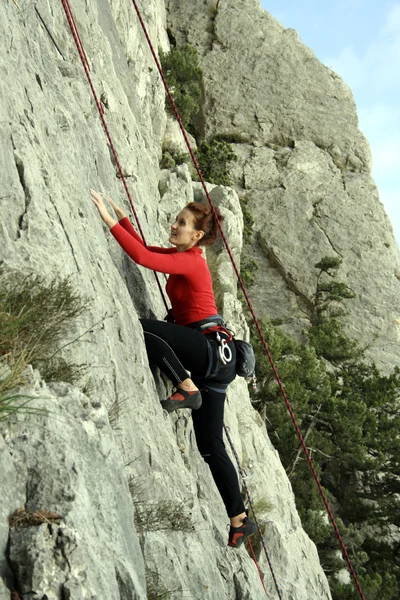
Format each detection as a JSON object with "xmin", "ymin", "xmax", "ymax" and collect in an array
[
  {"xmin": 160, "ymin": 43, "xmax": 203, "ymax": 133},
  {"xmin": 0, "ymin": 272, "xmax": 89, "ymax": 418},
  {"xmin": 249, "ymin": 258, "xmax": 400, "ymax": 600}
]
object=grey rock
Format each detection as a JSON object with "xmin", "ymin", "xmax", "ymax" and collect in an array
[
  {"xmin": 166, "ymin": 0, "xmax": 371, "ymax": 170},
  {"xmin": 2, "ymin": 382, "xmax": 146, "ymax": 600},
  {"xmin": 0, "ymin": 0, "xmax": 339, "ymax": 599},
  {"xmin": 166, "ymin": 0, "xmax": 400, "ymax": 372},
  {"xmin": 163, "ymin": 114, "xmax": 197, "ymax": 155}
]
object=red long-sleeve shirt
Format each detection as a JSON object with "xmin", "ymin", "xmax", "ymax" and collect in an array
[{"xmin": 111, "ymin": 217, "xmax": 218, "ymax": 325}]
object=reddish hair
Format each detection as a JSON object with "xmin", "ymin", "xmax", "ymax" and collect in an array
[{"xmin": 185, "ymin": 202, "xmax": 224, "ymax": 246}]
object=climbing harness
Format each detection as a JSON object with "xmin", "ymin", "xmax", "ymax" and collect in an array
[
  {"xmin": 216, "ymin": 330, "xmax": 232, "ymax": 364},
  {"xmin": 187, "ymin": 316, "xmax": 234, "ymax": 377},
  {"xmin": 192, "ymin": 316, "xmax": 255, "ymax": 376},
  {"xmin": 200, "ymin": 324, "xmax": 233, "ymax": 366},
  {"xmin": 59, "ymin": 2, "xmax": 367, "ymax": 599}
]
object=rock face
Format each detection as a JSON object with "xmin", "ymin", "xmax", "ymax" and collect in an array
[
  {"xmin": 4, "ymin": 0, "xmax": 394, "ymax": 598},
  {"xmin": 166, "ymin": 0, "xmax": 400, "ymax": 371},
  {"xmin": 1, "ymin": 374, "xmax": 146, "ymax": 600}
]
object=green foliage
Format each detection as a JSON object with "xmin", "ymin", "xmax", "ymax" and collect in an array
[
  {"xmin": 315, "ymin": 256, "xmax": 343, "ymax": 272},
  {"xmin": 0, "ymin": 271, "xmax": 89, "ymax": 418},
  {"xmin": 308, "ymin": 318, "xmax": 359, "ymax": 363},
  {"xmin": 240, "ymin": 257, "xmax": 258, "ymax": 288},
  {"xmin": 129, "ymin": 477, "xmax": 194, "ymax": 533},
  {"xmin": 159, "ymin": 44, "xmax": 203, "ymax": 131},
  {"xmin": 239, "ymin": 196, "xmax": 254, "ymax": 243},
  {"xmin": 194, "ymin": 139, "xmax": 238, "ymax": 185},
  {"xmin": 160, "ymin": 148, "xmax": 190, "ymax": 169},
  {"xmin": 309, "ymin": 256, "xmax": 358, "ymax": 363},
  {"xmin": 250, "ymin": 311, "xmax": 400, "ymax": 599},
  {"xmin": 213, "ymin": 132, "xmax": 250, "ymax": 144}
]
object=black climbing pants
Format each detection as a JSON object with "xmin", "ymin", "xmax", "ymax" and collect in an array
[{"xmin": 140, "ymin": 319, "xmax": 246, "ymax": 518}]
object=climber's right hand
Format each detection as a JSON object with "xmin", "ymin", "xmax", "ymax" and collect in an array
[{"xmin": 99, "ymin": 193, "xmax": 126, "ymax": 221}]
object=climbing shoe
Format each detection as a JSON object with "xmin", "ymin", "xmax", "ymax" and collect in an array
[
  {"xmin": 160, "ymin": 388, "xmax": 202, "ymax": 413},
  {"xmin": 227, "ymin": 515, "xmax": 257, "ymax": 548}
]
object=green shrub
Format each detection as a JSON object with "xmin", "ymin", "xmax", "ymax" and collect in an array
[
  {"xmin": 309, "ymin": 256, "xmax": 359, "ymax": 362},
  {"xmin": 214, "ymin": 132, "xmax": 250, "ymax": 144},
  {"xmin": 240, "ymin": 257, "xmax": 258, "ymax": 288},
  {"xmin": 308, "ymin": 318, "xmax": 359, "ymax": 363},
  {"xmin": 239, "ymin": 195, "xmax": 255, "ymax": 243},
  {"xmin": 0, "ymin": 271, "xmax": 89, "ymax": 418},
  {"xmin": 250, "ymin": 308, "xmax": 400, "ymax": 599},
  {"xmin": 159, "ymin": 44, "xmax": 203, "ymax": 132},
  {"xmin": 160, "ymin": 148, "xmax": 190, "ymax": 170},
  {"xmin": 129, "ymin": 476, "xmax": 193, "ymax": 533},
  {"xmin": 194, "ymin": 139, "xmax": 237, "ymax": 185}
]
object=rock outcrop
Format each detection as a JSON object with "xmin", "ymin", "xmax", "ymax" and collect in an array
[
  {"xmin": 1, "ymin": 373, "xmax": 146, "ymax": 600},
  {"xmin": 166, "ymin": 0, "xmax": 400, "ymax": 371},
  {"xmin": 3, "ymin": 0, "xmax": 397, "ymax": 599}
]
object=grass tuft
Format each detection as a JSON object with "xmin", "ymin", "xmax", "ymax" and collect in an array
[
  {"xmin": 146, "ymin": 567, "xmax": 180, "ymax": 600},
  {"xmin": 0, "ymin": 271, "xmax": 89, "ymax": 419},
  {"xmin": 129, "ymin": 476, "xmax": 194, "ymax": 533}
]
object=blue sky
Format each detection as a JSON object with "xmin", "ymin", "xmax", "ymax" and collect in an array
[{"xmin": 260, "ymin": 0, "xmax": 400, "ymax": 248}]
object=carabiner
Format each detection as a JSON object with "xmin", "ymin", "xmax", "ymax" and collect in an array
[{"xmin": 216, "ymin": 332, "xmax": 232, "ymax": 365}]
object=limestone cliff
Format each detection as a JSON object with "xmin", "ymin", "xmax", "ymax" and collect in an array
[
  {"xmin": 166, "ymin": 0, "xmax": 400, "ymax": 371},
  {"xmin": 2, "ymin": 1, "xmax": 397, "ymax": 599}
]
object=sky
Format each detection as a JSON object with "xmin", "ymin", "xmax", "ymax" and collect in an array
[{"xmin": 259, "ymin": 0, "xmax": 400, "ymax": 248}]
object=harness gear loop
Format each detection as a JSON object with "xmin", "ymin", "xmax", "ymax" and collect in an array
[{"xmin": 216, "ymin": 331, "xmax": 232, "ymax": 365}]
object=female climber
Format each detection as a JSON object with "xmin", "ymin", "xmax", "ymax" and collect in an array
[{"xmin": 90, "ymin": 189, "xmax": 256, "ymax": 549}]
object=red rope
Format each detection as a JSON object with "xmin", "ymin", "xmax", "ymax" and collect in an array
[
  {"xmin": 64, "ymin": 2, "xmax": 90, "ymax": 71},
  {"xmin": 130, "ymin": 3, "xmax": 366, "ymax": 599},
  {"xmin": 61, "ymin": 0, "xmax": 169, "ymax": 313},
  {"xmin": 248, "ymin": 539, "xmax": 270, "ymax": 598},
  {"xmin": 224, "ymin": 425, "xmax": 281, "ymax": 598}
]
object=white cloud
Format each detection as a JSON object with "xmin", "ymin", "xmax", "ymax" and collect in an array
[
  {"xmin": 324, "ymin": 47, "xmax": 364, "ymax": 89},
  {"xmin": 358, "ymin": 104, "xmax": 397, "ymax": 130},
  {"xmin": 372, "ymin": 139, "xmax": 400, "ymax": 177},
  {"xmin": 385, "ymin": 2, "xmax": 400, "ymax": 31},
  {"xmin": 325, "ymin": 4, "xmax": 400, "ymax": 93}
]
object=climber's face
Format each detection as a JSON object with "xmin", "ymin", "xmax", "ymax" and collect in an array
[{"xmin": 169, "ymin": 209, "xmax": 203, "ymax": 251}]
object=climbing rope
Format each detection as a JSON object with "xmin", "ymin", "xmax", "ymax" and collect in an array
[
  {"xmin": 224, "ymin": 425, "xmax": 280, "ymax": 599},
  {"xmin": 248, "ymin": 539, "xmax": 270, "ymax": 598},
  {"xmin": 60, "ymin": 0, "xmax": 169, "ymax": 313},
  {"xmin": 59, "ymin": 2, "xmax": 366, "ymax": 599},
  {"xmin": 129, "ymin": 3, "xmax": 366, "ymax": 599}
]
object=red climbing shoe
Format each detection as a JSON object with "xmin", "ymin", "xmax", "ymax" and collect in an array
[
  {"xmin": 161, "ymin": 388, "xmax": 202, "ymax": 413},
  {"xmin": 228, "ymin": 515, "xmax": 257, "ymax": 548}
]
